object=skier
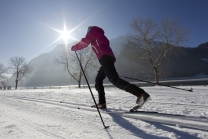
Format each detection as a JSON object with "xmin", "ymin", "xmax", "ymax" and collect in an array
[{"xmin": 71, "ymin": 26, "xmax": 150, "ymax": 111}]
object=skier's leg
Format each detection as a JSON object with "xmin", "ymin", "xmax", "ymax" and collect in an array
[
  {"xmin": 99, "ymin": 55, "xmax": 146, "ymax": 98},
  {"xmin": 95, "ymin": 67, "xmax": 106, "ymax": 104}
]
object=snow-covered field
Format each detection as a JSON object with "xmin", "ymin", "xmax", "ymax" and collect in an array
[{"xmin": 0, "ymin": 86, "xmax": 208, "ymax": 139}]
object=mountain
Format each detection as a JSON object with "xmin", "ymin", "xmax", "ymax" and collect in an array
[
  {"xmin": 7, "ymin": 36, "xmax": 127, "ymax": 87},
  {"xmin": 109, "ymin": 36, "xmax": 127, "ymax": 57},
  {"xmin": 7, "ymin": 37, "xmax": 208, "ymax": 87},
  {"xmin": 115, "ymin": 41, "xmax": 208, "ymax": 80},
  {"xmin": 8, "ymin": 45, "xmax": 71, "ymax": 87}
]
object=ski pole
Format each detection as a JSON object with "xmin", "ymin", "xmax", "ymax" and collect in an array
[
  {"xmin": 74, "ymin": 51, "xmax": 109, "ymax": 129},
  {"xmin": 121, "ymin": 76, "xmax": 193, "ymax": 92}
]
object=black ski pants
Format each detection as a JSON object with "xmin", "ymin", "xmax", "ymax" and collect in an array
[{"xmin": 95, "ymin": 55, "xmax": 141, "ymax": 104}]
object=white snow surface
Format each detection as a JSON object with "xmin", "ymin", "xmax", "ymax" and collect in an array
[{"xmin": 0, "ymin": 86, "xmax": 208, "ymax": 139}]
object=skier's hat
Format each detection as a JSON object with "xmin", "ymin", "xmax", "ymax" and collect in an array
[{"xmin": 87, "ymin": 26, "xmax": 92, "ymax": 33}]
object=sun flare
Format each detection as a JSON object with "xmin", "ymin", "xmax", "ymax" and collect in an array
[
  {"xmin": 60, "ymin": 30, "xmax": 69, "ymax": 42},
  {"xmin": 46, "ymin": 22, "xmax": 78, "ymax": 47},
  {"xmin": 38, "ymin": 2, "xmax": 111, "ymax": 50},
  {"xmin": 59, "ymin": 25, "xmax": 71, "ymax": 45}
]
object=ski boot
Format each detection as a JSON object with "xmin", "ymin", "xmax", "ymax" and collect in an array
[
  {"xmin": 91, "ymin": 103, "xmax": 107, "ymax": 109},
  {"xmin": 131, "ymin": 92, "xmax": 151, "ymax": 112}
]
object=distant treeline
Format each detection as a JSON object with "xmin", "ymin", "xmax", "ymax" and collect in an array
[{"xmin": 115, "ymin": 42, "xmax": 208, "ymax": 80}]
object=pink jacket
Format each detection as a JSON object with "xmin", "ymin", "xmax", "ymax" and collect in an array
[{"xmin": 72, "ymin": 26, "xmax": 115, "ymax": 60}]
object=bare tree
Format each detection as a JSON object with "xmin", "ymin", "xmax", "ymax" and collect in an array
[
  {"xmin": 9, "ymin": 56, "xmax": 33, "ymax": 89},
  {"xmin": 54, "ymin": 44, "xmax": 98, "ymax": 88},
  {"xmin": 128, "ymin": 17, "xmax": 189, "ymax": 84},
  {"xmin": 0, "ymin": 63, "xmax": 9, "ymax": 86}
]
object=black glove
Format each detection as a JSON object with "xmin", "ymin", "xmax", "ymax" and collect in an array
[{"xmin": 71, "ymin": 46, "xmax": 74, "ymax": 51}]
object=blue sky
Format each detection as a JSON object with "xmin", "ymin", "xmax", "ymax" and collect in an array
[{"xmin": 0, "ymin": 0, "xmax": 208, "ymax": 66}]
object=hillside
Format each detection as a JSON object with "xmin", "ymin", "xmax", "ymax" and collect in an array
[
  {"xmin": 7, "ymin": 38, "xmax": 208, "ymax": 87},
  {"xmin": 7, "ymin": 36, "xmax": 127, "ymax": 87},
  {"xmin": 115, "ymin": 41, "xmax": 208, "ymax": 80}
]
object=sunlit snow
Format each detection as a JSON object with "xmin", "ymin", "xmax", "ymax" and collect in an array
[{"xmin": 0, "ymin": 86, "xmax": 208, "ymax": 139}]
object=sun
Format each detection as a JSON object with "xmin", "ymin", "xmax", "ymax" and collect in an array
[
  {"xmin": 59, "ymin": 25, "xmax": 71, "ymax": 46},
  {"xmin": 56, "ymin": 23, "xmax": 76, "ymax": 46},
  {"xmin": 47, "ymin": 22, "xmax": 78, "ymax": 47},
  {"xmin": 39, "ymin": 2, "xmax": 111, "ymax": 49},
  {"xmin": 60, "ymin": 30, "xmax": 69, "ymax": 42}
]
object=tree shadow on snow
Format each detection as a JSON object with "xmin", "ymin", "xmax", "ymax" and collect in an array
[
  {"xmin": 144, "ymin": 120, "xmax": 202, "ymax": 139},
  {"xmin": 106, "ymin": 113, "xmax": 169, "ymax": 139}
]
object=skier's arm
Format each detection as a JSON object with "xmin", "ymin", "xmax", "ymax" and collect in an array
[{"xmin": 72, "ymin": 33, "xmax": 93, "ymax": 51}]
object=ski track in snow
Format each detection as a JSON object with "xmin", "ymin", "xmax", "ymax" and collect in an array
[{"xmin": 0, "ymin": 86, "xmax": 208, "ymax": 139}]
